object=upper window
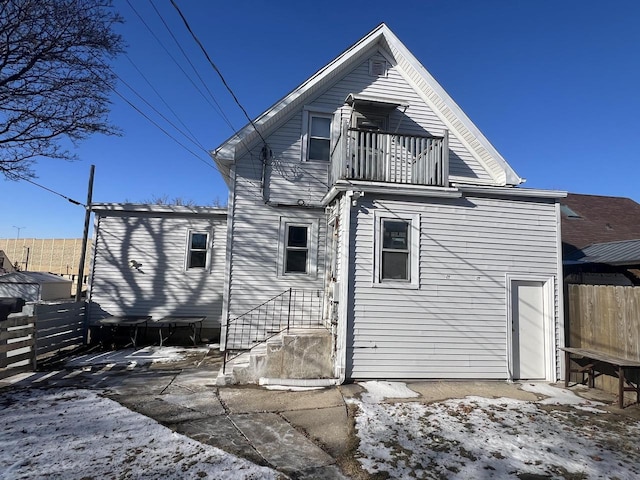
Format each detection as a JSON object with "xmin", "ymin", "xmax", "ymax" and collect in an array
[
  {"xmin": 374, "ymin": 211, "xmax": 419, "ymax": 288},
  {"xmin": 301, "ymin": 108, "xmax": 333, "ymax": 162},
  {"xmin": 187, "ymin": 231, "xmax": 209, "ymax": 269},
  {"xmin": 308, "ymin": 115, "xmax": 331, "ymax": 161}
]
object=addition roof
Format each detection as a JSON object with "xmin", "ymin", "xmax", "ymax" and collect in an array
[
  {"xmin": 212, "ymin": 23, "xmax": 522, "ymax": 188},
  {"xmin": 565, "ymin": 239, "xmax": 640, "ymax": 266}
]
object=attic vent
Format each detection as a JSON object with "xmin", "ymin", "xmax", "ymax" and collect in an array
[{"xmin": 369, "ymin": 59, "xmax": 387, "ymax": 77}]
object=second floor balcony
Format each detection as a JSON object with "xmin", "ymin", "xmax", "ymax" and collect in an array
[{"xmin": 330, "ymin": 127, "xmax": 449, "ymax": 188}]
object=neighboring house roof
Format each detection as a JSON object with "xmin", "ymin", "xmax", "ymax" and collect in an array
[
  {"xmin": 212, "ymin": 23, "xmax": 523, "ymax": 187},
  {"xmin": 565, "ymin": 239, "xmax": 640, "ymax": 266},
  {"xmin": 0, "ymin": 271, "xmax": 71, "ymax": 284},
  {"xmin": 561, "ymin": 193, "xmax": 640, "ymax": 256}
]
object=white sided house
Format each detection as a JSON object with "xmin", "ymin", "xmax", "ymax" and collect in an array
[
  {"xmin": 213, "ymin": 23, "xmax": 565, "ymax": 384},
  {"xmin": 87, "ymin": 204, "xmax": 227, "ymax": 339}
]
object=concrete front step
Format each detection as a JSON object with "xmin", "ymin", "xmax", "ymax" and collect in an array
[{"xmin": 218, "ymin": 329, "xmax": 334, "ymax": 385}]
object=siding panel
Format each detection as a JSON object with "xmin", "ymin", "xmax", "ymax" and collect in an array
[
  {"xmin": 88, "ymin": 211, "xmax": 226, "ymax": 333},
  {"xmin": 348, "ymin": 194, "xmax": 560, "ymax": 380}
]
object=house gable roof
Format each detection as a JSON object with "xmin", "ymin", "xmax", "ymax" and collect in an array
[
  {"xmin": 561, "ymin": 193, "xmax": 640, "ymax": 256},
  {"xmin": 212, "ymin": 23, "xmax": 522, "ymax": 187}
]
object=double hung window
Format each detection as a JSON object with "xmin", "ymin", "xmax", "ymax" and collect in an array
[
  {"xmin": 302, "ymin": 108, "xmax": 333, "ymax": 162},
  {"xmin": 278, "ymin": 217, "xmax": 318, "ymax": 277},
  {"xmin": 285, "ymin": 225, "xmax": 309, "ymax": 273},
  {"xmin": 374, "ymin": 212, "xmax": 419, "ymax": 288},
  {"xmin": 381, "ymin": 220, "xmax": 410, "ymax": 280},
  {"xmin": 187, "ymin": 231, "xmax": 209, "ymax": 269}
]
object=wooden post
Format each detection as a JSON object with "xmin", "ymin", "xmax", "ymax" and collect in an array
[{"xmin": 75, "ymin": 165, "xmax": 94, "ymax": 302}]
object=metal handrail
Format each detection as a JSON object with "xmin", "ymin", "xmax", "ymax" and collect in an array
[{"xmin": 222, "ymin": 288, "xmax": 326, "ymax": 372}]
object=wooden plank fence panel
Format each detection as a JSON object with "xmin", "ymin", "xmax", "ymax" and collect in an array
[
  {"xmin": 567, "ymin": 284, "xmax": 640, "ymax": 398},
  {"xmin": 0, "ymin": 301, "xmax": 85, "ymax": 379},
  {"xmin": 0, "ymin": 314, "xmax": 35, "ymax": 375},
  {"xmin": 34, "ymin": 301, "xmax": 85, "ymax": 358}
]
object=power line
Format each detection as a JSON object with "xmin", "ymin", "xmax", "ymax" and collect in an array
[
  {"xmin": 124, "ymin": 0, "xmax": 265, "ymax": 186},
  {"xmin": 169, "ymin": 0, "xmax": 268, "ymax": 147},
  {"xmin": 145, "ymin": 0, "xmax": 238, "ymax": 134},
  {"xmin": 123, "ymin": 0, "xmax": 236, "ymax": 134},
  {"xmin": 124, "ymin": 53, "xmax": 205, "ymax": 151},
  {"xmin": 11, "ymin": 173, "xmax": 85, "ymax": 206},
  {"xmin": 115, "ymin": 65, "xmax": 209, "ymax": 154}
]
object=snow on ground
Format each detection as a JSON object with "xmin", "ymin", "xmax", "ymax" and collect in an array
[
  {"xmin": 354, "ymin": 382, "xmax": 640, "ymax": 479},
  {"xmin": 0, "ymin": 388, "xmax": 278, "ymax": 480},
  {"xmin": 64, "ymin": 346, "xmax": 210, "ymax": 368},
  {"xmin": 358, "ymin": 380, "xmax": 420, "ymax": 403}
]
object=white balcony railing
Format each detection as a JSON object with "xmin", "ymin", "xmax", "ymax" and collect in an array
[{"xmin": 331, "ymin": 127, "xmax": 448, "ymax": 187}]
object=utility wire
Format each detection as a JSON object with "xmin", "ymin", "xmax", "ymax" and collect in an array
[
  {"xmin": 124, "ymin": 53, "xmax": 205, "ymax": 151},
  {"xmin": 11, "ymin": 173, "xmax": 84, "ymax": 206},
  {"xmin": 170, "ymin": 0, "xmax": 268, "ymax": 147},
  {"xmin": 123, "ymin": 0, "xmax": 231, "ymax": 129},
  {"xmin": 125, "ymin": 0, "xmax": 263, "ymax": 184},
  {"xmin": 115, "ymin": 66, "xmax": 209, "ymax": 155},
  {"xmin": 111, "ymin": 87, "xmax": 215, "ymax": 171},
  {"xmin": 145, "ymin": 0, "xmax": 237, "ymax": 134}
]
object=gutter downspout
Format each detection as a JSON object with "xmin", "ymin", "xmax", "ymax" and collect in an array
[{"xmin": 336, "ymin": 190, "xmax": 355, "ymax": 384}]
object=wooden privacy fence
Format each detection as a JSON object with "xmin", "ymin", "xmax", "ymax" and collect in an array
[
  {"xmin": 567, "ymin": 284, "xmax": 640, "ymax": 395},
  {"xmin": 0, "ymin": 315, "xmax": 36, "ymax": 380},
  {"xmin": 0, "ymin": 301, "xmax": 86, "ymax": 380}
]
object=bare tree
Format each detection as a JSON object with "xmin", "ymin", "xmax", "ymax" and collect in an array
[{"xmin": 0, "ymin": 0, "xmax": 124, "ymax": 179}]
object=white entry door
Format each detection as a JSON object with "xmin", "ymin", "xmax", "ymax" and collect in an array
[{"xmin": 511, "ymin": 280, "xmax": 546, "ymax": 380}]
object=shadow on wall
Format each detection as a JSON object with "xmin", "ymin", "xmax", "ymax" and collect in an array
[{"xmin": 88, "ymin": 214, "xmax": 223, "ymax": 343}]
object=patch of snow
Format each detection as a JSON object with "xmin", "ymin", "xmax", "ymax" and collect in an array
[
  {"xmin": 359, "ymin": 381, "xmax": 420, "ymax": 403},
  {"xmin": 353, "ymin": 394, "xmax": 640, "ymax": 479},
  {"xmin": 64, "ymin": 346, "xmax": 208, "ymax": 368},
  {"xmin": 0, "ymin": 388, "xmax": 278, "ymax": 480},
  {"xmin": 521, "ymin": 382, "xmax": 607, "ymax": 412},
  {"xmin": 263, "ymin": 385, "xmax": 325, "ymax": 391}
]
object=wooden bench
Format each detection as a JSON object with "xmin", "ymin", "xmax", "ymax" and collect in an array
[
  {"xmin": 562, "ymin": 347, "xmax": 640, "ymax": 408},
  {"xmin": 151, "ymin": 316, "xmax": 205, "ymax": 347},
  {"xmin": 98, "ymin": 315, "xmax": 151, "ymax": 348}
]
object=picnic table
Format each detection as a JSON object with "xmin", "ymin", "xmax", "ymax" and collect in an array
[
  {"xmin": 98, "ymin": 315, "xmax": 151, "ymax": 348},
  {"xmin": 151, "ymin": 316, "xmax": 205, "ymax": 347},
  {"xmin": 562, "ymin": 347, "xmax": 640, "ymax": 408}
]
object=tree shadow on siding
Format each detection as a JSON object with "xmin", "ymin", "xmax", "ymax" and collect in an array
[{"xmin": 88, "ymin": 213, "xmax": 223, "ymax": 343}]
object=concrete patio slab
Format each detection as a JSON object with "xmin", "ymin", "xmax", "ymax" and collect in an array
[
  {"xmin": 161, "ymin": 391, "xmax": 225, "ymax": 417},
  {"xmin": 282, "ymin": 405, "xmax": 349, "ymax": 458},
  {"xmin": 220, "ymin": 386, "xmax": 344, "ymax": 414},
  {"xmin": 170, "ymin": 367, "xmax": 219, "ymax": 390},
  {"xmin": 176, "ymin": 416, "xmax": 265, "ymax": 465},
  {"xmin": 117, "ymin": 395, "xmax": 210, "ymax": 424},
  {"xmin": 103, "ymin": 371, "xmax": 177, "ymax": 395},
  {"xmin": 231, "ymin": 412, "xmax": 335, "ymax": 474},
  {"xmin": 404, "ymin": 381, "xmax": 540, "ymax": 403}
]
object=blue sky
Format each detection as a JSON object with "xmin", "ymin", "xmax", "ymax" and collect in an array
[{"xmin": 1, "ymin": 0, "xmax": 639, "ymax": 239}]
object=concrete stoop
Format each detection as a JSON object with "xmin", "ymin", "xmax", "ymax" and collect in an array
[{"xmin": 217, "ymin": 329, "xmax": 335, "ymax": 386}]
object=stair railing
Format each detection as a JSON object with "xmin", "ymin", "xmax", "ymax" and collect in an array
[{"xmin": 222, "ymin": 288, "xmax": 325, "ymax": 372}]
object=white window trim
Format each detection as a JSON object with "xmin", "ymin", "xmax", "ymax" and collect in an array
[
  {"xmin": 185, "ymin": 229, "xmax": 212, "ymax": 272},
  {"xmin": 301, "ymin": 106, "xmax": 334, "ymax": 163},
  {"xmin": 277, "ymin": 217, "xmax": 318, "ymax": 277},
  {"xmin": 373, "ymin": 211, "xmax": 419, "ymax": 289}
]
